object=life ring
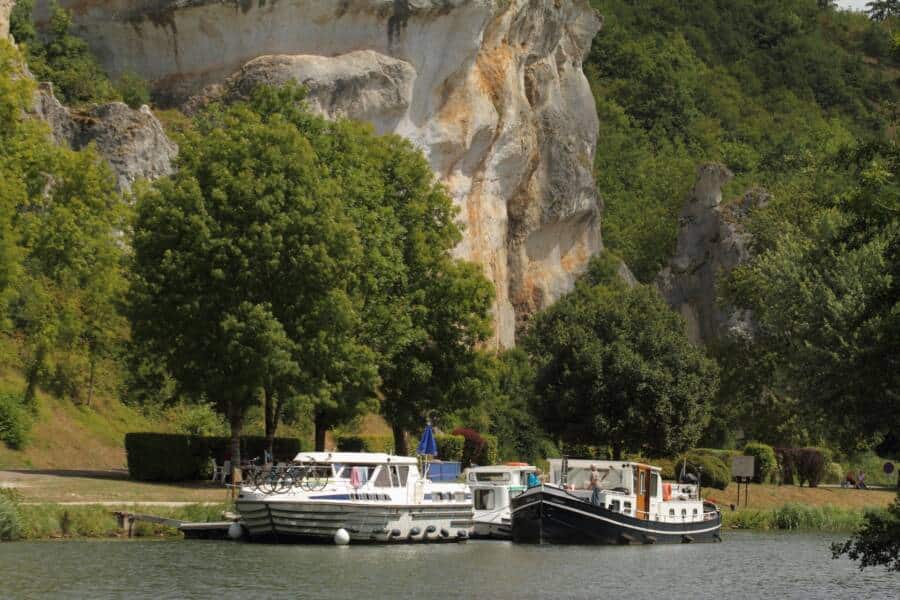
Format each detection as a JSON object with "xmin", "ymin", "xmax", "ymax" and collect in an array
[{"xmin": 662, "ymin": 483, "xmax": 672, "ymax": 501}]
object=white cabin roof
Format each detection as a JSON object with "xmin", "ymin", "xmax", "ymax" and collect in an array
[
  {"xmin": 465, "ymin": 464, "xmax": 536, "ymax": 473},
  {"xmin": 547, "ymin": 459, "xmax": 661, "ymax": 472},
  {"xmin": 292, "ymin": 451, "xmax": 418, "ymax": 465}
]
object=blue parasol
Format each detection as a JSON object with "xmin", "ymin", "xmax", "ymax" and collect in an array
[{"xmin": 416, "ymin": 424, "xmax": 438, "ymax": 456}]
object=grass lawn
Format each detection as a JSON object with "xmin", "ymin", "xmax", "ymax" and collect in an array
[
  {"xmin": 706, "ymin": 482, "xmax": 895, "ymax": 511},
  {"xmin": 0, "ymin": 470, "xmax": 230, "ymax": 503}
]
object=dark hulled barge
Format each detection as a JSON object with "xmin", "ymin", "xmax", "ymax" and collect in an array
[{"xmin": 511, "ymin": 459, "xmax": 721, "ymax": 545}]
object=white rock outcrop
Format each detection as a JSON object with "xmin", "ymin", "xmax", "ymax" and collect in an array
[
  {"xmin": 38, "ymin": 0, "xmax": 604, "ymax": 346},
  {"xmin": 1, "ymin": 0, "xmax": 14, "ymax": 40},
  {"xmin": 657, "ymin": 164, "xmax": 769, "ymax": 345},
  {"xmin": 32, "ymin": 84, "xmax": 178, "ymax": 191}
]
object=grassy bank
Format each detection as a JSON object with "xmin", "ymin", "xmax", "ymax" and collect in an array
[
  {"xmin": 720, "ymin": 503, "xmax": 880, "ymax": 532},
  {"xmin": 3, "ymin": 500, "xmax": 230, "ymax": 541}
]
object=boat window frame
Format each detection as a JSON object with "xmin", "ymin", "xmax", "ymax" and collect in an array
[{"xmin": 372, "ymin": 465, "xmax": 392, "ymax": 488}]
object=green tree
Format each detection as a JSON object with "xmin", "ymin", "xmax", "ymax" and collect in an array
[
  {"xmin": 526, "ymin": 257, "xmax": 719, "ymax": 459},
  {"xmin": 2, "ymin": 40, "xmax": 126, "ymax": 407},
  {"xmin": 15, "ymin": 2, "xmax": 118, "ymax": 106},
  {"xmin": 724, "ymin": 141, "xmax": 899, "ymax": 450},
  {"xmin": 129, "ymin": 87, "xmax": 376, "ymax": 465},
  {"xmin": 833, "ymin": 492, "xmax": 900, "ymax": 571}
]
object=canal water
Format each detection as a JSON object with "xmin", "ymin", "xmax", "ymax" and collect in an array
[{"xmin": 0, "ymin": 532, "xmax": 896, "ymax": 599}]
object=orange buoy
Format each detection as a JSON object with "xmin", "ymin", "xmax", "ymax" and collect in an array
[
  {"xmin": 504, "ymin": 462, "xmax": 529, "ymax": 467},
  {"xmin": 663, "ymin": 483, "xmax": 672, "ymax": 501}
]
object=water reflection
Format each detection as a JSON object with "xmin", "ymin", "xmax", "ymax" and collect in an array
[{"xmin": 0, "ymin": 532, "xmax": 896, "ymax": 599}]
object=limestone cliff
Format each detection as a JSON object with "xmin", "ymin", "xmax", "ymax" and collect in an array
[
  {"xmin": 1, "ymin": 0, "xmax": 13, "ymax": 40},
  {"xmin": 35, "ymin": 0, "xmax": 604, "ymax": 347},
  {"xmin": 656, "ymin": 164, "xmax": 768, "ymax": 345},
  {"xmin": 31, "ymin": 83, "xmax": 178, "ymax": 192}
]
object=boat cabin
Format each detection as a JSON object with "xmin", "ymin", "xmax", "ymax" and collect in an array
[
  {"xmin": 464, "ymin": 464, "xmax": 536, "ymax": 512},
  {"xmin": 547, "ymin": 459, "xmax": 711, "ymax": 524}
]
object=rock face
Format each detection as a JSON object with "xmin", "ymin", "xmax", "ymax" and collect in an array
[
  {"xmin": 34, "ymin": 0, "xmax": 604, "ymax": 347},
  {"xmin": 32, "ymin": 84, "xmax": 178, "ymax": 191},
  {"xmin": 657, "ymin": 164, "xmax": 768, "ymax": 345},
  {"xmin": 1, "ymin": 0, "xmax": 13, "ymax": 40}
]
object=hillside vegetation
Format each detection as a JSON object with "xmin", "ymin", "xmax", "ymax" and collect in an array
[{"xmin": 0, "ymin": 2, "xmax": 897, "ymax": 469}]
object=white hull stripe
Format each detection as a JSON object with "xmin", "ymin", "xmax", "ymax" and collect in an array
[{"xmin": 512, "ymin": 499, "xmax": 720, "ymax": 536}]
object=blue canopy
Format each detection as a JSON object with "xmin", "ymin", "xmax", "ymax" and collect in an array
[{"xmin": 416, "ymin": 424, "xmax": 438, "ymax": 456}]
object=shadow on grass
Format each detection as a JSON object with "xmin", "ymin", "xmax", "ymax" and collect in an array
[{"xmin": 4, "ymin": 469, "xmax": 224, "ymax": 490}]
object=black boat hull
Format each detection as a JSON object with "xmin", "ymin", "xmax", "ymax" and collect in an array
[{"xmin": 510, "ymin": 486, "xmax": 722, "ymax": 545}]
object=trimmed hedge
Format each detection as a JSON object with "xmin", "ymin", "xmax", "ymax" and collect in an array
[
  {"xmin": 335, "ymin": 434, "xmax": 394, "ymax": 453},
  {"xmin": 776, "ymin": 448, "xmax": 826, "ymax": 487},
  {"xmin": 452, "ymin": 428, "xmax": 499, "ymax": 466},
  {"xmin": 743, "ymin": 441, "xmax": 778, "ymax": 483},
  {"xmin": 677, "ymin": 450, "xmax": 731, "ymax": 490},
  {"xmin": 125, "ymin": 433, "xmax": 305, "ymax": 482},
  {"xmin": 435, "ymin": 434, "xmax": 464, "ymax": 463}
]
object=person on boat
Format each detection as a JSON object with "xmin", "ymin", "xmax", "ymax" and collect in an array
[
  {"xmin": 527, "ymin": 469, "xmax": 542, "ymax": 488},
  {"xmin": 589, "ymin": 464, "xmax": 602, "ymax": 505}
]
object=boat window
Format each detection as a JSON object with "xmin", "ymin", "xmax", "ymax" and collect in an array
[
  {"xmin": 336, "ymin": 465, "xmax": 375, "ymax": 481},
  {"xmin": 650, "ymin": 473, "xmax": 660, "ymax": 498},
  {"xmin": 392, "ymin": 466, "xmax": 409, "ymax": 486},
  {"xmin": 610, "ymin": 500, "xmax": 620, "ymax": 512},
  {"xmin": 639, "ymin": 472, "xmax": 647, "ymax": 495},
  {"xmin": 669, "ymin": 508, "xmax": 675, "ymax": 517},
  {"xmin": 624, "ymin": 501, "xmax": 632, "ymax": 515},
  {"xmin": 474, "ymin": 489, "xmax": 494, "ymax": 510},
  {"xmin": 373, "ymin": 466, "xmax": 392, "ymax": 487},
  {"xmin": 681, "ymin": 509, "xmax": 687, "ymax": 518},
  {"xmin": 693, "ymin": 508, "xmax": 698, "ymax": 517},
  {"xmin": 475, "ymin": 472, "xmax": 511, "ymax": 482}
]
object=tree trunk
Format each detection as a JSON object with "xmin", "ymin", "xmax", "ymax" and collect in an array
[
  {"xmin": 229, "ymin": 406, "xmax": 243, "ymax": 486},
  {"xmin": 392, "ymin": 423, "xmax": 407, "ymax": 456},
  {"xmin": 23, "ymin": 347, "xmax": 46, "ymax": 409},
  {"xmin": 87, "ymin": 358, "xmax": 96, "ymax": 408},
  {"xmin": 264, "ymin": 386, "xmax": 275, "ymax": 462},
  {"xmin": 314, "ymin": 412, "xmax": 327, "ymax": 452}
]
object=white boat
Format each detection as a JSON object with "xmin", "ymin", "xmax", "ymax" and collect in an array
[
  {"xmin": 235, "ymin": 452, "xmax": 474, "ymax": 544},
  {"xmin": 465, "ymin": 463, "xmax": 537, "ymax": 539}
]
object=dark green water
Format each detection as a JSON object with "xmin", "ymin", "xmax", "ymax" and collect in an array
[{"xmin": 0, "ymin": 532, "xmax": 896, "ymax": 599}]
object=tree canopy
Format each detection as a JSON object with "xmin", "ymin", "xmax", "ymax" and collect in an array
[{"xmin": 526, "ymin": 256, "xmax": 719, "ymax": 459}]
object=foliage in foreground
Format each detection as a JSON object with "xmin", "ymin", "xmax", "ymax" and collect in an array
[{"xmin": 832, "ymin": 493, "xmax": 900, "ymax": 571}]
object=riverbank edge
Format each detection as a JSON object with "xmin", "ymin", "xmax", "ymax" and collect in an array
[
  {"xmin": 2, "ymin": 500, "xmax": 889, "ymax": 541},
  {"xmin": 2, "ymin": 501, "xmax": 231, "ymax": 541},
  {"xmin": 720, "ymin": 502, "xmax": 888, "ymax": 532}
]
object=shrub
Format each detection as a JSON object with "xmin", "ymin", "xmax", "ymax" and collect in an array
[
  {"xmin": 125, "ymin": 433, "xmax": 305, "ymax": 481},
  {"xmin": 825, "ymin": 462, "xmax": 845, "ymax": 484},
  {"xmin": 627, "ymin": 455, "xmax": 677, "ymax": 480},
  {"xmin": 743, "ymin": 441, "xmax": 778, "ymax": 483},
  {"xmin": 0, "ymin": 496, "xmax": 22, "ymax": 541},
  {"xmin": 335, "ymin": 434, "xmax": 394, "ymax": 453},
  {"xmin": 677, "ymin": 450, "xmax": 731, "ymax": 490},
  {"xmin": 116, "ymin": 72, "xmax": 151, "ymax": 109},
  {"xmin": 0, "ymin": 392, "xmax": 31, "ymax": 449},
  {"xmin": 777, "ymin": 448, "xmax": 826, "ymax": 487},
  {"xmin": 482, "ymin": 434, "xmax": 499, "ymax": 465},
  {"xmin": 168, "ymin": 403, "xmax": 228, "ymax": 437},
  {"xmin": 435, "ymin": 434, "xmax": 464, "ymax": 463},
  {"xmin": 452, "ymin": 428, "xmax": 494, "ymax": 466},
  {"xmin": 562, "ymin": 443, "xmax": 609, "ymax": 459}
]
